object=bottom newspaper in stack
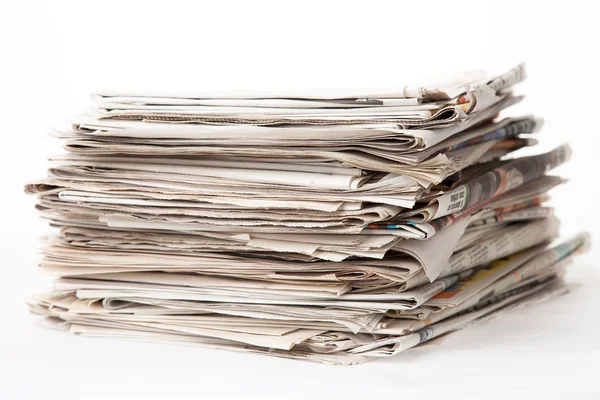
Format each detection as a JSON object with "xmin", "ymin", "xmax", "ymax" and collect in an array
[{"xmin": 29, "ymin": 218, "xmax": 589, "ymax": 365}]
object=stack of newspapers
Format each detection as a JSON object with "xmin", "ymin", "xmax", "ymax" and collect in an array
[{"xmin": 26, "ymin": 64, "xmax": 589, "ymax": 365}]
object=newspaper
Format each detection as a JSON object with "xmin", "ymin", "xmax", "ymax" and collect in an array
[
  {"xmin": 23, "ymin": 63, "xmax": 591, "ymax": 365},
  {"xmin": 28, "ymin": 231, "xmax": 587, "ymax": 364},
  {"xmin": 89, "ymin": 65, "xmax": 525, "ymax": 127},
  {"xmin": 28, "ymin": 235, "xmax": 582, "ymax": 365},
  {"xmin": 40, "ymin": 216, "xmax": 558, "ymax": 294},
  {"xmin": 365, "ymin": 145, "xmax": 570, "ymax": 239},
  {"xmin": 24, "ymin": 152, "xmax": 564, "ymax": 241}
]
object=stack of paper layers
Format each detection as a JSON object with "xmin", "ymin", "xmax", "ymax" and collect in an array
[{"xmin": 26, "ymin": 64, "xmax": 589, "ymax": 365}]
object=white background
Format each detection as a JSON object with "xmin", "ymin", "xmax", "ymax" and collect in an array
[{"xmin": 1, "ymin": 1, "xmax": 600, "ymax": 398}]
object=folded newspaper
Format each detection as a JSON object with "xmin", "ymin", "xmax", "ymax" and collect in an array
[{"xmin": 25, "ymin": 64, "xmax": 590, "ymax": 365}]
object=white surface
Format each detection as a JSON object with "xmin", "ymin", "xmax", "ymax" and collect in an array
[{"xmin": 1, "ymin": 1, "xmax": 599, "ymax": 398}]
